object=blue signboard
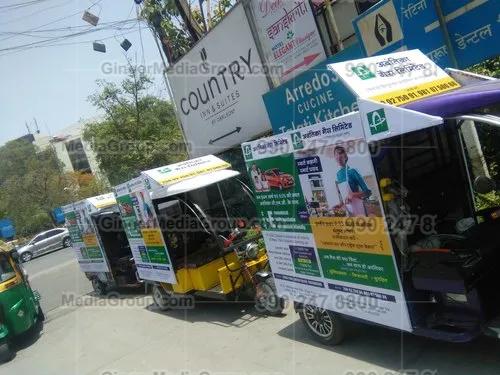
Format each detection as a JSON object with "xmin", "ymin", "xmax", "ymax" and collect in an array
[
  {"xmin": 52, "ymin": 207, "xmax": 65, "ymax": 225},
  {"xmin": 353, "ymin": 0, "xmax": 499, "ymax": 69},
  {"xmin": 0, "ymin": 218, "xmax": 15, "ymax": 240},
  {"xmin": 262, "ymin": 43, "xmax": 363, "ymax": 134}
]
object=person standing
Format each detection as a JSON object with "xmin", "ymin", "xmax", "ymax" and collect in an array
[{"xmin": 333, "ymin": 146, "xmax": 371, "ymax": 217}]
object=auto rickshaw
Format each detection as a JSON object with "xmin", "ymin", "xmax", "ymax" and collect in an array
[
  {"xmin": 66, "ymin": 193, "xmax": 144, "ymax": 295},
  {"xmin": 114, "ymin": 155, "xmax": 283, "ymax": 314},
  {"xmin": 0, "ymin": 245, "xmax": 44, "ymax": 361},
  {"xmin": 292, "ymin": 76, "xmax": 500, "ymax": 344}
]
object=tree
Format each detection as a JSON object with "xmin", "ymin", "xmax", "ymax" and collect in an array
[
  {"xmin": 468, "ymin": 56, "xmax": 500, "ymax": 79},
  {"xmin": 141, "ymin": 0, "xmax": 234, "ymax": 63},
  {"xmin": 0, "ymin": 146, "xmax": 71, "ymax": 236},
  {"xmin": 83, "ymin": 64, "xmax": 187, "ymax": 186},
  {"xmin": 0, "ymin": 139, "xmax": 109, "ymax": 237}
]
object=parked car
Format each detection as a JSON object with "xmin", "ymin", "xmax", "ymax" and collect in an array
[
  {"xmin": 16, "ymin": 228, "xmax": 71, "ymax": 262},
  {"xmin": 264, "ymin": 168, "xmax": 295, "ymax": 189}
]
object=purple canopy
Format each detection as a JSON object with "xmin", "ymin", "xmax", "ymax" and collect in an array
[{"xmin": 403, "ymin": 80, "xmax": 500, "ymax": 117}]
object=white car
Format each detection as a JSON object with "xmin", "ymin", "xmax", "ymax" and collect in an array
[{"xmin": 16, "ymin": 228, "xmax": 71, "ymax": 262}]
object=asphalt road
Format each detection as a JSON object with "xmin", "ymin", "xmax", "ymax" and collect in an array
[
  {"xmin": 3, "ymin": 250, "xmax": 500, "ymax": 375},
  {"xmin": 22, "ymin": 247, "xmax": 93, "ymax": 313}
]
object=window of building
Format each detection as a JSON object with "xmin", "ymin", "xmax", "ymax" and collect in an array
[{"xmin": 65, "ymin": 138, "xmax": 91, "ymax": 173}]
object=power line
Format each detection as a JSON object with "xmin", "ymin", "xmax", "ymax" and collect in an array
[
  {"xmin": 0, "ymin": 18, "xmax": 141, "ymax": 53},
  {"xmin": 0, "ymin": 0, "xmax": 53, "ymax": 11},
  {"xmin": 0, "ymin": 0, "xmax": 103, "ymax": 43},
  {"xmin": 0, "ymin": 26, "xmax": 144, "ymax": 57},
  {"xmin": 0, "ymin": 0, "xmax": 73, "ymax": 28}
]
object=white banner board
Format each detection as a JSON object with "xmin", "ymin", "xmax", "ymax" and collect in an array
[
  {"xmin": 242, "ymin": 114, "xmax": 412, "ymax": 332},
  {"xmin": 249, "ymin": 0, "xmax": 326, "ymax": 85},
  {"xmin": 167, "ymin": 4, "xmax": 271, "ymax": 157},
  {"xmin": 328, "ymin": 49, "xmax": 460, "ymax": 106},
  {"xmin": 114, "ymin": 177, "xmax": 177, "ymax": 284},
  {"xmin": 62, "ymin": 201, "xmax": 110, "ymax": 274}
]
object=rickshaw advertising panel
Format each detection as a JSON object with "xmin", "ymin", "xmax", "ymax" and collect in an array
[
  {"xmin": 114, "ymin": 177, "xmax": 176, "ymax": 284},
  {"xmin": 62, "ymin": 203, "xmax": 109, "ymax": 273},
  {"xmin": 242, "ymin": 114, "xmax": 412, "ymax": 331}
]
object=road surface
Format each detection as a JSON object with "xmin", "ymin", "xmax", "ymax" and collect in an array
[
  {"xmin": 3, "ymin": 250, "xmax": 500, "ymax": 375},
  {"xmin": 22, "ymin": 247, "xmax": 92, "ymax": 313}
]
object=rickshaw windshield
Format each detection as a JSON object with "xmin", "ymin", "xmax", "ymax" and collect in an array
[
  {"xmin": 458, "ymin": 116, "xmax": 500, "ymax": 212},
  {"xmin": 0, "ymin": 254, "xmax": 16, "ymax": 283},
  {"xmin": 187, "ymin": 178, "xmax": 257, "ymax": 237}
]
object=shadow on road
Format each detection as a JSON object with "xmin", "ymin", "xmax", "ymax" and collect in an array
[
  {"xmin": 277, "ymin": 318, "xmax": 500, "ymax": 375},
  {"xmin": 147, "ymin": 298, "xmax": 287, "ymax": 328}
]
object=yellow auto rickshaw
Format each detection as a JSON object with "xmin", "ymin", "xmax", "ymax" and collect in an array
[{"xmin": 114, "ymin": 155, "xmax": 284, "ymax": 314}]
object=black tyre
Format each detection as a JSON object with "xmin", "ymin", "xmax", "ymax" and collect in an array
[
  {"xmin": 299, "ymin": 304, "xmax": 345, "ymax": 345},
  {"xmin": 92, "ymin": 279, "xmax": 107, "ymax": 296},
  {"xmin": 37, "ymin": 305, "xmax": 45, "ymax": 322},
  {"xmin": 152, "ymin": 284, "xmax": 171, "ymax": 311},
  {"xmin": 21, "ymin": 252, "xmax": 33, "ymax": 263},
  {"xmin": 255, "ymin": 277, "xmax": 285, "ymax": 316},
  {"xmin": 0, "ymin": 341, "xmax": 14, "ymax": 363},
  {"xmin": 62, "ymin": 237, "xmax": 72, "ymax": 248}
]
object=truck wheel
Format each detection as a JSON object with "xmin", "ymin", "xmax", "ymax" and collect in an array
[
  {"xmin": 0, "ymin": 341, "xmax": 14, "ymax": 362},
  {"xmin": 21, "ymin": 252, "xmax": 33, "ymax": 263},
  {"xmin": 92, "ymin": 279, "xmax": 107, "ymax": 296},
  {"xmin": 255, "ymin": 278, "xmax": 285, "ymax": 316},
  {"xmin": 299, "ymin": 304, "xmax": 345, "ymax": 345},
  {"xmin": 152, "ymin": 284, "xmax": 171, "ymax": 311}
]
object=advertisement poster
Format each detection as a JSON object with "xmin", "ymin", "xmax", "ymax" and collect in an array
[
  {"xmin": 262, "ymin": 44, "xmax": 362, "ymax": 134},
  {"xmin": 114, "ymin": 177, "xmax": 177, "ymax": 284},
  {"xmin": 353, "ymin": 0, "xmax": 499, "ymax": 69},
  {"xmin": 242, "ymin": 114, "xmax": 412, "ymax": 331},
  {"xmin": 249, "ymin": 0, "xmax": 325, "ymax": 85},
  {"xmin": 62, "ymin": 202, "xmax": 109, "ymax": 273},
  {"xmin": 329, "ymin": 49, "xmax": 460, "ymax": 106},
  {"xmin": 167, "ymin": 4, "xmax": 271, "ymax": 157},
  {"xmin": 142, "ymin": 154, "xmax": 231, "ymax": 188}
]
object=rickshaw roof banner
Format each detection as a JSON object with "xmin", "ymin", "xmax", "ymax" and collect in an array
[
  {"xmin": 86, "ymin": 193, "xmax": 116, "ymax": 210},
  {"xmin": 142, "ymin": 154, "xmax": 231, "ymax": 189},
  {"xmin": 329, "ymin": 49, "xmax": 460, "ymax": 106}
]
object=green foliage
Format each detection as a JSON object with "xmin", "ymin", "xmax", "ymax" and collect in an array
[
  {"xmin": 0, "ymin": 146, "xmax": 71, "ymax": 236},
  {"xmin": 141, "ymin": 0, "xmax": 233, "ymax": 62},
  {"xmin": 468, "ymin": 56, "xmax": 500, "ymax": 78},
  {"xmin": 83, "ymin": 64, "xmax": 187, "ymax": 186}
]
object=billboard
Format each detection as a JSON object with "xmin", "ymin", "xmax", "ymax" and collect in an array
[
  {"xmin": 262, "ymin": 44, "xmax": 363, "ymax": 134},
  {"xmin": 249, "ymin": 0, "xmax": 326, "ymax": 85},
  {"xmin": 114, "ymin": 177, "xmax": 176, "ymax": 284},
  {"xmin": 241, "ymin": 113, "xmax": 412, "ymax": 332},
  {"xmin": 62, "ymin": 201, "xmax": 110, "ymax": 274},
  {"xmin": 167, "ymin": 4, "xmax": 272, "ymax": 157},
  {"xmin": 353, "ymin": 0, "xmax": 499, "ymax": 69}
]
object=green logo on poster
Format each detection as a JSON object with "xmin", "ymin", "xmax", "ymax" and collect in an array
[
  {"xmin": 158, "ymin": 167, "xmax": 171, "ymax": 174},
  {"xmin": 351, "ymin": 65, "xmax": 375, "ymax": 80},
  {"xmin": 367, "ymin": 108, "xmax": 389, "ymax": 135},
  {"xmin": 243, "ymin": 144, "xmax": 253, "ymax": 160},
  {"xmin": 291, "ymin": 131, "xmax": 304, "ymax": 150}
]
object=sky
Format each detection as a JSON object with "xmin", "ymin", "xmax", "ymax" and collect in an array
[{"xmin": 0, "ymin": 0, "xmax": 169, "ymax": 145}]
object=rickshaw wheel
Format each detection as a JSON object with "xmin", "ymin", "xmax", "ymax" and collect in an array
[
  {"xmin": 299, "ymin": 305, "xmax": 345, "ymax": 346},
  {"xmin": 92, "ymin": 279, "xmax": 107, "ymax": 296},
  {"xmin": 0, "ymin": 341, "xmax": 14, "ymax": 362},
  {"xmin": 152, "ymin": 284, "xmax": 171, "ymax": 311},
  {"xmin": 255, "ymin": 278, "xmax": 284, "ymax": 316}
]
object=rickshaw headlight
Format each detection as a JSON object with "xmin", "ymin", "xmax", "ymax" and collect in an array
[{"xmin": 245, "ymin": 243, "xmax": 259, "ymax": 260}]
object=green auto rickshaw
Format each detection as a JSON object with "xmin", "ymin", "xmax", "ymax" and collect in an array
[{"xmin": 0, "ymin": 245, "xmax": 44, "ymax": 361}]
